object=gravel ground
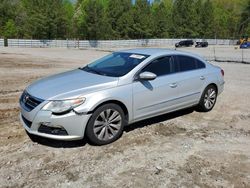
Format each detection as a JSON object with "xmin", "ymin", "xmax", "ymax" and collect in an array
[{"xmin": 0, "ymin": 48, "xmax": 250, "ymax": 188}]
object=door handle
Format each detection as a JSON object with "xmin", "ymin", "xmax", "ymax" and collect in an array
[
  {"xmin": 200, "ymin": 76, "xmax": 205, "ymax": 80},
  {"xmin": 169, "ymin": 83, "xmax": 177, "ymax": 88}
]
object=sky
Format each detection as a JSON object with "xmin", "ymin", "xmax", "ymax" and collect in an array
[
  {"xmin": 132, "ymin": 0, "xmax": 155, "ymax": 3},
  {"xmin": 70, "ymin": 0, "xmax": 155, "ymax": 4}
]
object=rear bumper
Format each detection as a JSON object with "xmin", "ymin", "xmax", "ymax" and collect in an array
[
  {"xmin": 20, "ymin": 110, "xmax": 92, "ymax": 141},
  {"xmin": 218, "ymin": 81, "xmax": 225, "ymax": 95}
]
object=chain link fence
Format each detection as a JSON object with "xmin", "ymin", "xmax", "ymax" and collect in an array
[
  {"xmin": 1, "ymin": 38, "xmax": 249, "ymax": 63},
  {"xmin": 5, "ymin": 38, "xmax": 238, "ymax": 48}
]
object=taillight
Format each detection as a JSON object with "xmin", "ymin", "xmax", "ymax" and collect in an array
[{"xmin": 221, "ymin": 69, "xmax": 224, "ymax": 77}]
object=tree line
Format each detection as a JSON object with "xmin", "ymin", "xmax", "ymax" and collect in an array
[{"xmin": 0, "ymin": 0, "xmax": 249, "ymax": 40}]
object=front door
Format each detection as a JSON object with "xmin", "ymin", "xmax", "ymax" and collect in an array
[{"xmin": 132, "ymin": 56, "xmax": 181, "ymax": 121}]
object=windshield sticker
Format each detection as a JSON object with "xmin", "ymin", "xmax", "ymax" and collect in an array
[{"xmin": 129, "ymin": 54, "xmax": 145, "ymax": 59}]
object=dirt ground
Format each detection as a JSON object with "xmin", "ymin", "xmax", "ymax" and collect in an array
[{"xmin": 0, "ymin": 48, "xmax": 250, "ymax": 188}]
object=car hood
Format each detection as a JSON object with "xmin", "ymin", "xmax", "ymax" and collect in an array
[{"xmin": 26, "ymin": 69, "xmax": 118, "ymax": 100}]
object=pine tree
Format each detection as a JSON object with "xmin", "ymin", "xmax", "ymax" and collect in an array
[
  {"xmin": 1, "ymin": 0, "xmax": 249, "ymax": 40},
  {"xmin": 133, "ymin": 0, "xmax": 153, "ymax": 39},
  {"xmin": 201, "ymin": 0, "xmax": 214, "ymax": 38},
  {"xmin": 72, "ymin": 0, "xmax": 87, "ymax": 39},
  {"xmin": 107, "ymin": 0, "xmax": 133, "ymax": 39},
  {"xmin": 194, "ymin": 0, "xmax": 203, "ymax": 37},
  {"xmin": 84, "ymin": 0, "xmax": 111, "ymax": 40},
  {"xmin": 116, "ymin": 10, "xmax": 134, "ymax": 39},
  {"xmin": 63, "ymin": 0, "xmax": 74, "ymax": 39},
  {"xmin": 0, "ymin": 0, "xmax": 23, "ymax": 38},
  {"xmin": 152, "ymin": 2, "xmax": 169, "ymax": 38},
  {"xmin": 172, "ymin": 0, "xmax": 198, "ymax": 38},
  {"xmin": 3, "ymin": 19, "xmax": 17, "ymax": 38},
  {"xmin": 240, "ymin": 0, "xmax": 250, "ymax": 36},
  {"xmin": 21, "ymin": 0, "xmax": 69, "ymax": 39}
]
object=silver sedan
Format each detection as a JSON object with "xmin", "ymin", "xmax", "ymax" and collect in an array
[{"xmin": 19, "ymin": 48, "xmax": 224, "ymax": 145}]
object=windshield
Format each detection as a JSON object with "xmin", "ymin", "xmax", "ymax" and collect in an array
[{"xmin": 81, "ymin": 52, "xmax": 149, "ymax": 77}]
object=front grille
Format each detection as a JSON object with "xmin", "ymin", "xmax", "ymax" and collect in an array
[
  {"xmin": 22, "ymin": 115, "xmax": 32, "ymax": 128},
  {"xmin": 20, "ymin": 91, "xmax": 44, "ymax": 112},
  {"xmin": 38, "ymin": 125, "xmax": 68, "ymax": 135}
]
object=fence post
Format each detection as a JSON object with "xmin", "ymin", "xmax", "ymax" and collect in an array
[
  {"xmin": 242, "ymin": 49, "xmax": 244, "ymax": 63},
  {"xmin": 213, "ymin": 46, "xmax": 216, "ymax": 61},
  {"xmin": 4, "ymin": 38, "xmax": 8, "ymax": 47}
]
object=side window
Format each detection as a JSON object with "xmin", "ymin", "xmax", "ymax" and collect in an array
[
  {"xmin": 142, "ymin": 56, "xmax": 172, "ymax": 76},
  {"xmin": 178, "ymin": 55, "xmax": 197, "ymax": 72},
  {"xmin": 196, "ymin": 59, "xmax": 206, "ymax": 69}
]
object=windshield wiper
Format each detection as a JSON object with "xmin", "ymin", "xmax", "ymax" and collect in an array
[{"xmin": 81, "ymin": 66, "xmax": 104, "ymax": 76}]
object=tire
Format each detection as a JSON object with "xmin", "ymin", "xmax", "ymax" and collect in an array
[
  {"xmin": 198, "ymin": 85, "xmax": 217, "ymax": 112},
  {"xmin": 85, "ymin": 103, "xmax": 126, "ymax": 145}
]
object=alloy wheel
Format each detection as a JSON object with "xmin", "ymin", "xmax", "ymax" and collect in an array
[
  {"xmin": 204, "ymin": 88, "xmax": 217, "ymax": 110},
  {"xmin": 93, "ymin": 109, "xmax": 122, "ymax": 141}
]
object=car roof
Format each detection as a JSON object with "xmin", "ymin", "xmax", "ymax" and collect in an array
[
  {"xmin": 121, "ymin": 48, "xmax": 174, "ymax": 55},
  {"xmin": 120, "ymin": 48, "xmax": 203, "ymax": 59}
]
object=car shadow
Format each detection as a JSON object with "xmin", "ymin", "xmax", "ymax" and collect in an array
[
  {"xmin": 28, "ymin": 135, "xmax": 87, "ymax": 148},
  {"xmin": 30, "ymin": 107, "xmax": 195, "ymax": 148},
  {"xmin": 124, "ymin": 107, "xmax": 195, "ymax": 132}
]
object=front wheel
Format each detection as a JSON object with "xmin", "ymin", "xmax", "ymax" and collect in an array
[
  {"xmin": 85, "ymin": 104, "xmax": 125, "ymax": 145},
  {"xmin": 198, "ymin": 85, "xmax": 217, "ymax": 112}
]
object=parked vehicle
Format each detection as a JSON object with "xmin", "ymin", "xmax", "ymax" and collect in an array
[
  {"xmin": 175, "ymin": 40, "xmax": 194, "ymax": 48},
  {"xmin": 237, "ymin": 35, "xmax": 249, "ymax": 45},
  {"xmin": 240, "ymin": 41, "xmax": 250, "ymax": 49},
  {"xmin": 195, "ymin": 41, "xmax": 208, "ymax": 48},
  {"xmin": 20, "ymin": 48, "xmax": 224, "ymax": 145}
]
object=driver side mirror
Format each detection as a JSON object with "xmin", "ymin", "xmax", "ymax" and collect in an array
[{"xmin": 138, "ymin": 72, "xmax": 157, "ymax": 81}]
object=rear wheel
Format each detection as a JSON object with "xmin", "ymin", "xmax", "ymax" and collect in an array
[
  {"xmin": 198, "ymin": 85, "xmax": 217, "ymax": 112},
  {"xmin": 86, "ymin": 104, "xmax": 125, "ymax": 145}
]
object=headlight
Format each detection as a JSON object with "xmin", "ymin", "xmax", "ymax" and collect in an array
[{"xmin": 42, "ymin": 97, "xmax": 85, "ymax": 114}]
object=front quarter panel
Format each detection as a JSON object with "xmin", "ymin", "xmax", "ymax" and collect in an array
[{"xmin": 74, "ymin": 84, "xmax": 133, "ymax": 122}]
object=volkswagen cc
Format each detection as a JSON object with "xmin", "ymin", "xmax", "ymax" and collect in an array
[{"xmin": 20, "ymin": 49, "xmax": 224, "ymax": 145}]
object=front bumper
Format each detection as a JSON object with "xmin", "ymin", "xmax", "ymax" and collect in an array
[{"xmin": 20, "ymin": 109, "xmax": 92, "ymax": 141}]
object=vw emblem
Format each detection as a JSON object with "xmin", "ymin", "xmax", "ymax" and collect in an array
[{"xmin": 24, "ymin": 95, "xmax": 29, "ymax": 103}]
